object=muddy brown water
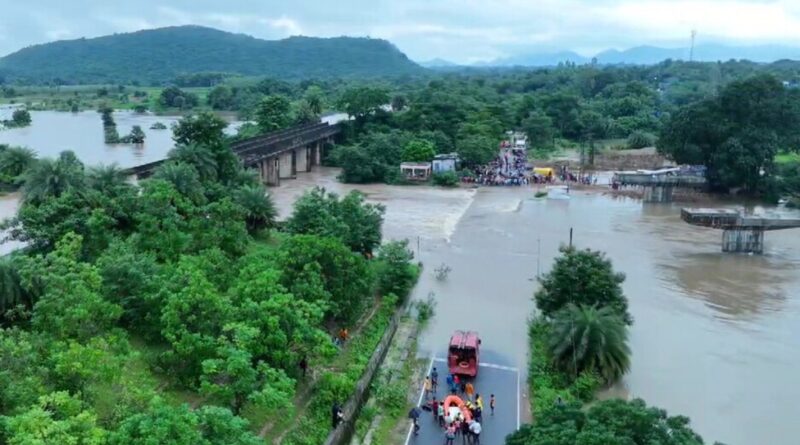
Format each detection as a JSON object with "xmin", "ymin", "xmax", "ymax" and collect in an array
[
  {"xmin": 275, "ymin": 168, "xmax": 800, "ymax": 445},
  {"xmin": 0, "ymin": 120, "xmax": 797, "ymax": 442}
]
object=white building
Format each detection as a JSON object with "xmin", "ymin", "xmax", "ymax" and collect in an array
[{"xmin": 432, "ymin": 153, "xmax": 459, "ymax": 173}]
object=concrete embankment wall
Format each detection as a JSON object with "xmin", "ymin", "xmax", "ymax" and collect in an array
[{"xmin": 322, "ymin": 302, "xmax": 407, "ymax": 445}]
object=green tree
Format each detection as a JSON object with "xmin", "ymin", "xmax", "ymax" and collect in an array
[
  {"xmin": 277, "ymin": 235, "xmax": 372, "ymax": 322},
  {"xmin": 255, "ymin": 95, "xmax": 292, "ymax": 133},
  {"xmin": 168, "ymin": 144, "xmax": 218, "ymax": 183},
  {"xmin": 126, "ymin": 125, "xmax": 146, "ymax": 143},
  {"xmin": 195, "ymin": 406, "xmax": 262, "ymax": 445},
  {"xmin": 293, "ymin": 100, "xmax": 319, "ymax": 125},
  {"xmin": 3, "ymin": 392, "xmax": 106, "ymax": 445},
  {"xmin": 160, "ymin": 258, "xmax": 233, "ymax": 382},
  {"xmin": 456, "ymin": 134, "xmax": 496, "ymax": 167},
  {"xmin": 286, "ymin": 187, "xmax": 385, "ymax": 255},
  {"xmin": 172, "ymin": 112, "xmax": 228, "ymax": 147},
  {"xmin": 86, "ymin": 164, "xmax": 131, "ymax": 196},
  {"xmin": 374, "ymin": 240, "xmax": 416, "ymax": 298},
  {"xmin": 159, "ymin": 86, "xmax": 199, "ymax": 109},
  {"xmin": 506, "ymin": 398, "xmax": 705, "ymax": 445},
  {"xmin": 110, "ymin": 399, "xmax": 202, "ymax": 445},
  {"xmin": 0, "ymin": 256, "xmax": 30, "ymax": 319},
  {"xmin": 658, "ymin": 74, "xmax": 800, "ymax": 192},
  {"xmin": 535, "ymin": 246, "xmax": 631, "ymax": 324},
  {"xmin": 0, "ymin": 146, "xmax": 37, "ymax": 179},
  {"xmin": 304, "ymin": 85, "xmax": 325, "ymax": 115},
  {"xmin": 401, "ymin": 139, "xmax": 436, "ymax": 162},
  {"xmin": 548, "ymin": 304, "xmax": 630, "ymax": 382},
  {"xmin": 337, "ymin": 86, "xmax": 389, "ymax": 122},
  {"xmin": 391, "ymin": 94, "xmax": 407, "ymax": 111},
  {"xmin": 10, "ymin": 109, "xmax": 32, "ymax": 127},
  {"xmin": 20, "ymin": 233, "xmax": 122, "ymax": 341},
  {"xmin": 21, "ymin": 151, "xmax": 86, "ymax": 204},
  {"xmin": 152, "ymin": 162, "xmax": 206, "ymax": 204},
  {"xmin": 233, "ymin": 184, "xmax": 277, "ymax": 232},
  {"xmin": 208, "ymin": 85, "xmax": 235, "ymax": 110},
  {"xmin": 521, "ymin": 110, "xmax": 555, "ymax": 149}
]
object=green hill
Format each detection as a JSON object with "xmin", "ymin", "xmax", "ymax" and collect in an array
[{"xmin": 0, "ymin": 25, "xmax": 423, "ymax": 84}]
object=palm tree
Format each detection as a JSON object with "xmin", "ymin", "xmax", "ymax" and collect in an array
[
  {"xmin": 547, "ymin": 303, "xmax": 631, "ymax": 383},
  {"xmin": 234, "ymin": 184, "xmax": 277, "ymax": 232},
  {"xmin": 0, "ymin": 146, "xmax": 37, "ymax": 179},
  {"xmin": 21, "ymin": 152, "xmax": 86, "ymax": 203},
  {"xmin": 87, "ymin": 164, "xmax": 131, "ymax": 195},
  {"xmin": 152, "ymin": 162, "xmax": 205, "ymax": 203},
  {"xmin": 168, "ymin": 144, "xmax": 217, "ymax": 182},
  {"xmin": 0, "ymin": 256, "xmax": 31, "ymax": 317}
]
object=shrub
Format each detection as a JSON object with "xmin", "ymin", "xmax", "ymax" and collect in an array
[
  {"xmin": 626, "ymin": 131, "xmax": 656, "ymax": 149},
  {"xmin": 432, "ymin": 171, "xmax": 459, "ymax": 187}
]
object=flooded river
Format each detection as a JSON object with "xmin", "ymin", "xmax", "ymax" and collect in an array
[
  {"xmin": 0, "ymin": 110, "xmax": 798, "ymax": 443},
  {"xmin": 276, "ymin": 168, "xmax": 800, "ymax": 445}
]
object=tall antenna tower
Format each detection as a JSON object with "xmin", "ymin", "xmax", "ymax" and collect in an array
[{"xmin": 689, "ymin": 29, "xmax": 697, "ymax": 61}]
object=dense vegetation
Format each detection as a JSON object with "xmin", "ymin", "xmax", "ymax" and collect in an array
[
  {"xmin": 0, "ymin": 26, "xmax": 423, "ymax": 85},
  {"xmin": 0, "ymin": 113, "xmax": 417, "ymax": 444},
  {"xmin": 509, "ymin": 246, "xmax": 709, "ymax": 444}
]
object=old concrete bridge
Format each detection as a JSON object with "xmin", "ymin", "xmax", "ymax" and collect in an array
[
  {"xmin": 125, "ymin": 122, "xmax": 341, "ymax": 186},
  {"xmin": 681, "ymin": 208, "xmax": 800, "ymax": 253},
  {"xmin": 614, "ymin": 171, "xmax": 707, "ymax": 202}
]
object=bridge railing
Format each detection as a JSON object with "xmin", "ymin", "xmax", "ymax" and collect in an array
[
  {"xmin": 231, "ymin": 122, "xmax": 329, "ymax": 153},
  {"xmin": 614, "ymin": 174, "xmax": 707, "ymax": 186}
]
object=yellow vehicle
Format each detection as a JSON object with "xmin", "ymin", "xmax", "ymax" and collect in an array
[{"xmin": 533, "ymin": 167, "xmax": 555, "ymax": 177}]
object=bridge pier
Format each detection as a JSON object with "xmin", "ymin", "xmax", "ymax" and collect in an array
[
  {"xmin": 722, "ymin": 228, "xmax": 764, "ymax": 254},
  {"xmin": 312, "ymin": 141, "xmax": 322, "ymax": 166},
  {"xmin": 643, "ymin": 185, "xmax": 673, "ymax": 203},
  {"xmin": 278, "ymin": 151, "xmax": 295, "ymax": 179},
  {"xmin": 259, "ymin": 157, "xmax": 280, "ymax": 186},
  {"xmin": 295, "ymin": 146, "xmax": 309, "ymax": 173}
]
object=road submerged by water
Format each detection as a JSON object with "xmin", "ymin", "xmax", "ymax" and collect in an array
[{"xmin": 275, "ymin": 168, "xmax": 800, "ymax": 445}]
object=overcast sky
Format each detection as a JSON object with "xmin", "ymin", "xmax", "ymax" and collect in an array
[{"xmin": 2, "ymin": 0, "xmax": 800, "ymax": 63}]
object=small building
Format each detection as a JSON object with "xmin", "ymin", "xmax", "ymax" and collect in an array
[
  {"xmin": 432, "ymin": 153, "xmax": 459, "ymax": 173},
  {"xmin": 400, "ymin": 162, "xmax": 432, "ymax": 181}
]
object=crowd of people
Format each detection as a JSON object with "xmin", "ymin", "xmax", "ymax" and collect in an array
[{"xmin": 408, "ymin": 367, "xmax": 496, "ymax": 444}]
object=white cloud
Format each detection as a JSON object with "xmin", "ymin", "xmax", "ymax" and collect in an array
[{"xmin": 262, "ymin": 16, "xmax": 303, "ymax": 36}]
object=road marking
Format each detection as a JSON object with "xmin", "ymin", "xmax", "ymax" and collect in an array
[
  {"xmin": 432, "ymin": 357, "xmax": 519, "ymax": 372},
  {"xmin": 516, "ymin": 363, "xmax": 521, "ymax": 429},
  {"xmin": 404, "ymin": 356, "xmax": 435, "ymax": 445}
]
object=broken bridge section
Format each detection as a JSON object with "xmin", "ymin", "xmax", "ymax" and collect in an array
[{"xmin": 681, "ymin": 208, "xmax": 800, "ymax": 253}]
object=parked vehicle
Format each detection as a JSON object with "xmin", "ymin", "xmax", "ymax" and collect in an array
[{"xmin": 448, "ymin": 330, "xmax": 480, "ymax": 377}]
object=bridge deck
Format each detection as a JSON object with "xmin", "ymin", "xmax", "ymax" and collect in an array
[
  {"xmin": 124, "ymin": 121, "xmax": 340, "ymax": 177},
  {"xmin": 614, "ymin": 173, "xmax": 707, "ymax": 186},
  {"xmin": 681, "ymin": 208, "xmax": 800, "ymax": 230}
]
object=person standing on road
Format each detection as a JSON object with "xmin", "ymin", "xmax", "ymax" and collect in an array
[
  {"xmin": 475, "ymin": 394, "xmax": 483, "ymax": 411},
  {"xmin": 489, "ymin": 394, "xmax": 495, "ymax": 416},
  {"xmin": 446, "ymin": 374, "xmax": 454, "ymax": 394},
  {"xmin": 431, "ymin": 367, "xmax": 439, "ymax": 393},
  {"xmin": 408, "ymin": 407, "xmax": 421, "ymax": 436},
  {"xmin": 445, "ymin": 424, "xmax": 456, "ymax": 445},
  {"xmin": 424, "ymin": 376, "xmax": 433, "ymax": 400},
  {"xmin": 465, "ymin": 382, "xmax": 474, "ymax": 401},
  {"xmin": 460, "ymin": 418, "xmax": 470, "ymax": 444},
  {"xmin": 437, "ymin": 401, "xmax": 445, "ymax": 427},
  {"xmin": 469, "ymin": 420, "xmax": 482, "ymax": 444}
]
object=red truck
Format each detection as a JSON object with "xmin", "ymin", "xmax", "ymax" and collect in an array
[{"xmin": 448, "ymin": 330, "xmax": 481, "ymax": 377}]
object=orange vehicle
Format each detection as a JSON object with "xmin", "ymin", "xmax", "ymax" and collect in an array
[
  {"xmin": 443, "ymin": 395, "xmax": 472, "ymax": 422},
  {"xmin": 448, "ymin": 330, "xmax": 480, "ymax": 377}
]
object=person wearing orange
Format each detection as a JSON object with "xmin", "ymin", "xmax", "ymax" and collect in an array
[
  {"xmin": 465, "ymin": 382, "xmax": 474, "ymax": 401},
  {"xmin": 338, "ymin": 327, "xmax": 349, "ymax": 344}
]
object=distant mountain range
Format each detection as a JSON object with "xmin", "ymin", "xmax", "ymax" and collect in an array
[
  {"xmin": 426, "ymin": 44, "xmax": 800, "ymax": 68},
  {"xmin": 0, "ymin": 26, "xmax": 423, "ymax": 84}
]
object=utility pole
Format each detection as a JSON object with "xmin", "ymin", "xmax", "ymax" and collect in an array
[{"xmin": 689, "ymin": 29, "xmax": 697, "ymax": 62}]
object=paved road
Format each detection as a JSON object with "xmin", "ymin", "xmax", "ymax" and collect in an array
[{"xmin": 405, "ymin": 357, "xmax": 520, "ymax": 445}]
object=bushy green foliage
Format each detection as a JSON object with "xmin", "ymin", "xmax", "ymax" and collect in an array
[
  {"xmin": 535, "ymin": 246, "xmax": 631, "ymax": 324},
  {"xmin": 659, "ymin": 74, "xmax": 800, "ymax": 192},
  {"xmin": 506, "ymin": 398, "xmax": 705, "ymax": 445},
  {"xmin": 401, "ymin": 139, "xmax": 436, "ymax": 162},
  {"xmin": 255, "ymin": 95, "xmax": 292, "ymax": 132},
  {"xmin": 432, "ymin": 171, "xmax": 459, "ymax": 187},
  {"xmin": 159, "ymin": 86, "xmax": 199, "ymax": 109},
  {"xmin": 548, "ymin": 304, "xmax": 630, "ymax": 383},
  {"xmin": 374, "ymin": 240, "xmax": 417, "ymax": 298},
  {"xmin": 627, "ymin": 130, "xmax": 656, "ymax": 149},
  {"xmin": 286, "ymin": 187, "xmax": 385, "ymax": 255}
]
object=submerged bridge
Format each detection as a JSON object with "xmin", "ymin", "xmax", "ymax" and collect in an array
[
  {"xmin": 681, "ymin": 208, "xmax": 800, "ymax": 253},
  {"xmin": 614, "ymin": 171, "xmax": 707, "ymax": 203},
  {"xmin": 126, "ymin": 122, "xmax": 341, "ymax": 186}
]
